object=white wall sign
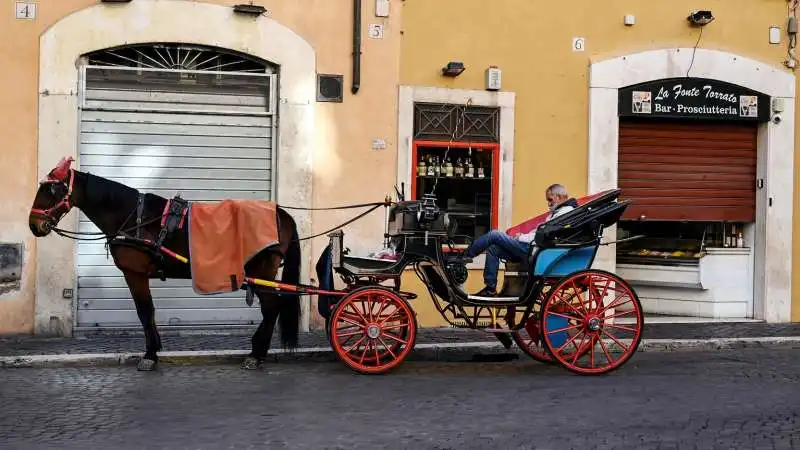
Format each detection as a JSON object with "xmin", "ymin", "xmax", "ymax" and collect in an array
[
  {"xmin": 375, "ymin": 0, "xmax": 390, "ymax": 17},
  {"xmin": 572, "ymin": 37, "xmax": 585, "ymax": 52},
  {"xmin": 368, "ymin": 24, "xmax": 384, "ymax": 39},
  {"xmin": 15, "ymin": 2, "xmax": 36, "ymax": 20}
]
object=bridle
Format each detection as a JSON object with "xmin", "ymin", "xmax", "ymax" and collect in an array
[{"xmin": 30, "ymin": 168, "xmax": 75, "ymax": 229}]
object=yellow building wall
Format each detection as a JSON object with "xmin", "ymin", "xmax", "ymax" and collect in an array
[
  {"xmin": 399, "ymin": 0, "xmax": 800, "ymax": 325},
  {"xmin": 0, "ymin": 0, "xmax": 402, "ymax": 333}
]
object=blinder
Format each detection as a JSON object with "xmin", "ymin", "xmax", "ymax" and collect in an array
[{"xmin": 30, "ymin": 163, "xmax": 75, "ymax": 226}]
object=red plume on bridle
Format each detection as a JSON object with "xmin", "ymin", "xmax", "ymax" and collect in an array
[{"xmin": 50, "ymin": 156, "xmax": 75, "ymax": 181}]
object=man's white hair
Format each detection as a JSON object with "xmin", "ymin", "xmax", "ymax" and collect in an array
[{"xmin": 546, "ymin": 183, "xmax": 568, "ymax": 198}]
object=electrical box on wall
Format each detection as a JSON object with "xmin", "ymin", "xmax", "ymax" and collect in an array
[
  {"xmin": 485, "ymin": 66, "xmax": 501, "ymax": 91},
  {"xmin": 769, "ymin": 26, "xmax": 781, "ymax": 44},
  {"xmin": 375, "ymin": 0, "xmax": 389, "ymax": 17}
]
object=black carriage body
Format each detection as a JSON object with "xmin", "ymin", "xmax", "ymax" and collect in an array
[
  {"xmin": 320, "ymin": 190, "xmax": 631, "ymax": 329},
  {"xmin": 320, "ymin": 190, "xmax": 644, "ymax": 376}
]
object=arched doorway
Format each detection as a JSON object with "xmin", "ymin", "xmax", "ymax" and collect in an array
[{"xmin": 76, "ymin": 43, "xmax": 278, "ymax": 329}]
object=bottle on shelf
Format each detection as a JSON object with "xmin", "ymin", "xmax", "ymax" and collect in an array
[
  {"xmin": 426, "ymin": 155, "xmax": 435, "ymax": 176},
  {"xmin": 444, "ymin": 158, "xmax": 454, "ymax": 177},
  {"xmin": 737, "ymin": 232, "xmax": 744, "ymax": 248},
  {"xmin": 433, "ymin": 156, "xmax": 441, "ymax": 177},
  {"xmin": 417, "ymin": 154, "xmax": 427, "ymax": 177},
  {"xmin": 454, "ymin": 158, "xmax": 463, "ymax": 177},
  {"xmin": 477, "ymin": 161, "xmax": 485, "ymax": 179},
  {"xmin": 465, "ymin": 158, "xmax": 474, "ymax": 177}
]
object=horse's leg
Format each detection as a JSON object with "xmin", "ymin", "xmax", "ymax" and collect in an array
[
  {"xmin": 122, "ymin": 270, "xmax": 162, "ymax": 371},
  {"xmin": 241, "ymin": 253, "xmax": 282, "ymax": 370}
]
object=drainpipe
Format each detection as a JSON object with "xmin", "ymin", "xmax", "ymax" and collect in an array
[{"xmin": 351, "ymin": 0, "xmax": 362, "ymax": 94}]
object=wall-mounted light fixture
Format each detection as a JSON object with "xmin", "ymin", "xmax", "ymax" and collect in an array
[
  {"xmin": 687, "ymin": 10, "xmax": 714, "ymax": 26},
  {"xmin": 233, "ymin": 3, "xmax": 267, "ymax": 16},
  {"xmin": 442, "ymin": 61, "xmax": 466, "ymax": 77}
]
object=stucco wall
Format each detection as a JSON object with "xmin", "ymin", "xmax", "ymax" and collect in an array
[
  {"xmin": 0, "ymin": 0, "xmax": 402, "ymax": 334},
  {"xmin": 399, "ymin": 0, "xmax": 800, "ymax": 324}
]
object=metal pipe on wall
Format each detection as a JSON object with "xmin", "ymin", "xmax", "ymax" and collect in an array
[{"xmin": 351, "ymin": 0, "xmax": 362, "ymax": 94}]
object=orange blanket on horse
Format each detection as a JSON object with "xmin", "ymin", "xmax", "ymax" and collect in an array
[{"xmin": 188, "ymin": 200, "xmax": 280, "ymax": 295}]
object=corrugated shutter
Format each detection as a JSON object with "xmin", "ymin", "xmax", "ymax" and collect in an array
[
  {"xmin": 618, "ymin": 119, "xmax": 757, "ymax": 221},
  {"xmin": 76, "ymin": 66, "xmax": 276, "ymax": 329}
]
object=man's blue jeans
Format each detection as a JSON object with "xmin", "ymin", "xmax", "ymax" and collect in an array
[{"xmin": 463, "ymin": 230, "xmax": 531, "ymax": 290}]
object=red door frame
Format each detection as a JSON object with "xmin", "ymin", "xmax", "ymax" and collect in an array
[{"xmin": 410, "ymin": 139, "xmax": 500, "ymax": 230}]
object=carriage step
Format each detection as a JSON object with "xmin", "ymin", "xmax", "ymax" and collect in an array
[
  {"xmin": 482, "ymin": 327, "xmax": 516, "ymax": 334},
  {"xmin": 467, "ymin": 295, "xmax": 519, "ymax": 302}
]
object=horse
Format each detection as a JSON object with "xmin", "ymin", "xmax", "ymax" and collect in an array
[{"xmin": 28, "ymin": 156, "xmax": 301, "ymax": 371}]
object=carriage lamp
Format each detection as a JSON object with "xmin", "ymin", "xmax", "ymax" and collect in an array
[
  {"xmin": 233, "ymin": 3, "xmax": 267, "ymax": 16},
  {"xmin": 687, "ymin": 10, "xmax": 714, "ymax": 26},
  {"xmin": 442, "ymin": 61, "xmax": 466, "ymax": 77}
]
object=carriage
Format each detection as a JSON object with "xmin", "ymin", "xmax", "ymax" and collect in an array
[
  {"xmin": 29, "ymin": 156, "xmax": 643, "ymax": 374},
  {"xmin": 314, "ymin": 188, "xmax": 645, "ymax": 375}
]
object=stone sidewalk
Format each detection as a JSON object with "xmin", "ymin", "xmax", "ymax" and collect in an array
[{"xmin": 1, "ymin": 321, "xmax": 798, "ymax": 368}]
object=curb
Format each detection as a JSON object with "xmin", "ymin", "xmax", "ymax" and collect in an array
[{"xmin": 1, "ymin": 336, "xmax": 799, "ymax": 369}]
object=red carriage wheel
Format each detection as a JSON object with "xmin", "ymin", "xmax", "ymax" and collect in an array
[
  {"xmin": 511, "ymin": 317, "xmax": 555, "ymax": 363},
  {"xmin": 509, "ymin": 284, "xmax": 581, "ymax": 364},
  {"xmin": 328, "ymin": 287, "xmax": 417, "ymax": 375},
  {"xmin": 540, "ymin": 269, "xmax": 644, "ymax": 375}
]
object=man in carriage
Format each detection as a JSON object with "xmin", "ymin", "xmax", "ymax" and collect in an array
[{"xmin": 458, "ymin": 183, "xmax": 579, "ymax": 297}]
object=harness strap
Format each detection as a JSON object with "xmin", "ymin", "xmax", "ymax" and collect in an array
[{"xmin": 135, "ymin": 194, "xmax": 145, "ymax": 239}]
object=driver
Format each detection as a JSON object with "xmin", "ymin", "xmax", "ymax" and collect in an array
[{"xmin": 458, "ymin": 184, "xmax": 578, "ymax": 297}]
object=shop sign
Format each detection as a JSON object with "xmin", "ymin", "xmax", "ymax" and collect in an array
[{"xmin": 618, "ymin": 78, "xmax": 771, "ymax": 122}]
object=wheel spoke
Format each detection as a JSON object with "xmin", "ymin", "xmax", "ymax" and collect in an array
[
  {"xmin": 378, "ymin": 336, "xmax": 397, "ymax": 359},
  {"xmin": 597, "ymin": 334, "xmax": 616, "ymax": 365},
  {"xmin": 382, "ymin": 332, "xmax": 409, "ymax": 345},
  {"xmin": 358, "ymin": 342, "xmax": 370, "ymax": 365},
  {"xmin": 338, "ymin": 315, "xmax": 365, "ymax": 329},
  {"xmin": 569, "ymin": 333, "xmax": 587, "ymax": 364},
  {"xmin": 569, "ymin": 280, "xmax": 590, "ymax": 315},
  {"xmin": 555, "ymin": 327, "xmax": 583, "ymax": 354},
  {"xmin": 545, "ymin": 311, "xmax": 583, "ymax": 322},
  {"xmin": 345, "ymin": 303, "xmax": 369, "ymax": 323},
  {"xmin": 337, "ymin": 330, "xmax": 364, "ymax": 338},
  {"xmin": 601, "ymin": 329, "xmax": 630, "ymax": 352},
  {"xmin": 545, "ymin": 322, "xmax": 583, "ymax": 335},
  {"xmin": 605, "ymin": 323, "xmax": 639, "ymax": 333},
  {"xmin": 379, "ymin": 309, "xmax": 402, "ymax": 325},
  {"xmin": 345, "ymin": 336, "xmax": 367, "ymax": 353}
]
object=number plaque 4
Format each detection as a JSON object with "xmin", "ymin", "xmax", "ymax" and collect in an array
[{"xmin": 16, "ymin": 2, "xmax": 37, "ymax": 20}]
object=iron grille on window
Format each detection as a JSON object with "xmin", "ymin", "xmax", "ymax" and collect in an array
[{"xmin": 413, "ymin": 102, "xmax": 500, "ymax": 143}]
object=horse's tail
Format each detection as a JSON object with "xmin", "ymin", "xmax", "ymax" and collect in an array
[{"xmin": 278, "ymin": 209, "xmax": 301, "ymax": 350}]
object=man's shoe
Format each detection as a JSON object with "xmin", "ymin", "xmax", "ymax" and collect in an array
[{"xmin": 474, "ymin": 286, "xmax": 497, "ymax": 297}]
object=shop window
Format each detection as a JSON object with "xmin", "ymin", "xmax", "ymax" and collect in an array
[
  {"xmin": 410, "ymin": 101, "xmax": 501, "ymax": 245},
  {"xmin": 616, "ymin": 220, "xmax": 749, "ymax": 266},
  {"xmin": 411, "ymin": 141, "xmax": 499, "ymax": 244}
]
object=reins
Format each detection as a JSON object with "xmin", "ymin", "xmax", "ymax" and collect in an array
[{"xmin": 48, "ymin": 197, "xmax": 392, "ymax": 243}]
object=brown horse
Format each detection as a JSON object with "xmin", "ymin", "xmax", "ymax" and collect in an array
[{"xmin": 28, "ymin": 157, "xmax": 301, "ymax": 371}]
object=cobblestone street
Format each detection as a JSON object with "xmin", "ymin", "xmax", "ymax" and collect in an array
[{"xmin": 0, "ymin": 347, "xmax": 798, "ymax": 450}]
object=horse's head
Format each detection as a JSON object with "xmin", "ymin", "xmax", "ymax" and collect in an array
[{"xmin": 29, "ymin": 156, "xmax": 76, "ymax": 237}]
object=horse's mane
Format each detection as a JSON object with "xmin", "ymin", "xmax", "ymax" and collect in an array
[{"xmin": 80, "ymin": 171, "xmax": 165, "ymax": 212}]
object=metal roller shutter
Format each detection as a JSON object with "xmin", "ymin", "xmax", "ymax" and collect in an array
[
  {"xmin": 76, "ymin": 65, "xmax": 277, "ymax": 329},
  {"xmin": 618, "ymin": 119, "xmax": 757, "ymax": 222}
]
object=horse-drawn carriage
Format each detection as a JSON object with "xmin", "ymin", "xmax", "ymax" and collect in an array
[
  {"xmin": 316, "ymin": 188, "xmax": 644, "ymax": 375},
  {"xmin": 29, "ymin": 156, "xmax": 643, "ymax": 374}
]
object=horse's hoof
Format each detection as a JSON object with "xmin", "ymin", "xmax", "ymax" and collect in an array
[
  {"xmin": 137, "ymin": 358, "xmax": 157, "ymax": 371},
  {"xmin": 241, "ymin": 356, "xmax": 261, "ymax": 370}
]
